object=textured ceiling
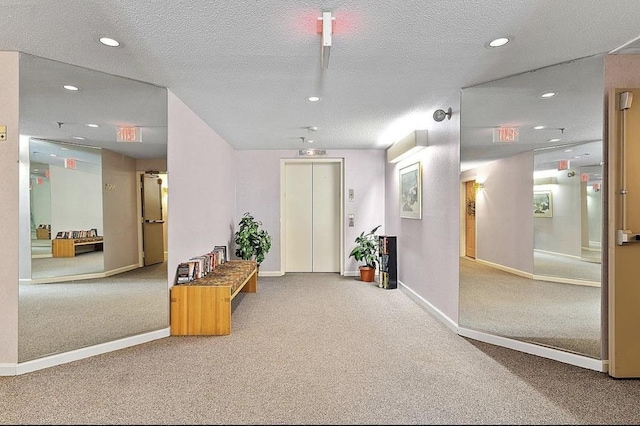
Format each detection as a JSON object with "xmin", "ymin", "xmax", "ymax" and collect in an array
[{"xmin": 2, "ymin": 0, "xmax": 640, "ymax": 157}]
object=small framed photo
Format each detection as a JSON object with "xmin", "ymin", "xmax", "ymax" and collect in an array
[
  {"xmin": 533, "ymin": 190, "xmax": 553, "ymax": 218},
  {"xmin": 399, "ymin": 162, "xmax": 422, "ymax": 219}
]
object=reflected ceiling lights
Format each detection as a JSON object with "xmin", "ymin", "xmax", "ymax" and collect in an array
[
  {"xmin": 548, "ymin": 138, "xmax": 561, "ymax": 142},
  {"xmin": 487, "ymin": 37, "xmax": 510, "ymax": 48},
  {"xmin": 541, "ymin": 92, "xmax": 558, "ymax": 98},
  {"xmin": 72, "ymin": 136, "xmax": 86, "ymax": 140},
  {"xmin": 99, "ymin": 37, "xmax": 120, "ymax": 47},
  {"xmin": 533, "ymin": 125, "xmax": 545, "ymax": 130},
  {"xmin": 307, "ymin": 96, "xmax": 321, "ymax": 102},
  {"xmin": 86, "ymin": 123, "xmax": 100, "ymax": 128},
  {"xmin": 63, "ymin": 85, "xmax": 79, "ymax": 91}
]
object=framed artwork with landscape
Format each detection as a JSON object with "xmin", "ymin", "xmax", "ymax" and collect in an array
[
  {"xmin": 533, "ymin": 190, "xmax": 553, "ymax": 218},
  {"xmin": 399, "ymin": 162, "xmax": 422, "ymax": 219}
]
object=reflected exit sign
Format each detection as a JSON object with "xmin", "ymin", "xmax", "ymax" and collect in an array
[
  {"xmin": 117, "ymin": 126, "xmax": 142, "ymax": 143},
  {"xmin": 493, "ymin": 127, "xmax": 519, "ymax": 143}
]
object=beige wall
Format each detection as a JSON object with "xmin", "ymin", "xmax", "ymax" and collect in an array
[
  {"xmin": 102, "ymin": 149, "xmax": 139, "ymax": 272},
  {"xmin": 0, "ymin": 52, "xmax": 20, "ymax": 365}
]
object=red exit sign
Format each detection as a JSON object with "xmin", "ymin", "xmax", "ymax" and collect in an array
[
  {"xmin": 117, "ymin": 126, "xmax": 141, "ymax": 143},
  {"xmin": 493, "ymin": 127, "xmax": 519, "ymax": 143}
]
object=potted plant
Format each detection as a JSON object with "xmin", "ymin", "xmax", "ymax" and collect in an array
[
  {"xmin": 349, "ymin": 225, "xmax": 381, "ymax": 282},
  {"xmin": 234, "ymin": 212, "xmax": 272, "ymax": 267}
]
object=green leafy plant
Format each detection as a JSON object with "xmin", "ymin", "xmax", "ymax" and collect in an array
[
  {"xmin": 234, "ymin": 212, "xmax": 272, "ymax": 266},
  {"xmin": 348, "ymin": 225, "xmax": 381, "ymax": 269}
]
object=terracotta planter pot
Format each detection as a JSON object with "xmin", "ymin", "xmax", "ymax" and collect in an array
[{"xmin": 359, "ymin": 266, "xmax": 375, "ymax": 282}]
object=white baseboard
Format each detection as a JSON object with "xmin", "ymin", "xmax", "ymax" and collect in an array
[
  {"xmin": 532, "ymin": 274, "xmax": 601, "ymax": 287},
  {"xmin": 458, "ymin": 327, "xmax": 607, "ymax": 372},
  {"xmin": 258, "ymin": 270, "xmax": 284, "ymax": 277},
  {"xmin": 398, "ymin": 277, "xmax": 607, "ymax": 373},
  {"xmin": 475, "ymin": 258, "xmax": 533, "ymax": 279},
  {"xmin": 398, "ymin": 280, "xmax": 459, "ymax": 333},
  {"xmin": 534, "ymin": 248, "xmax": 583, "ymax": 260},
  {"xmin": 20, "ymin": 263, "xmax": 140, "ymax": 284},
  {"xmin": 0, "ymin": 328, "xmax": 170, "ymax": 376}
]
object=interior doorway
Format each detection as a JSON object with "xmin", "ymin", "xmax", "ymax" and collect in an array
[
  {"xmin": 465, "ymin": 180, "xmax": 476, "ymax": 259},
  {"xmin": 139, "ymin": 172, "xmax": 167, "ymax": 267},
  {"xmin": 281, "ymin": 159, "xmax": 343, "ymax": 274}
]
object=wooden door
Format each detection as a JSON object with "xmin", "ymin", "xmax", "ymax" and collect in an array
[
  {"xmin": 465, "ymin": 180, "xmax": 476, "ymax": 259},
  {"xmin": 609, "ymin": 88, "xmax": 640, "ymax": 377},
  {"xmin": 142, "ymin": 173, "xmax": 165, "ymax": 266}
]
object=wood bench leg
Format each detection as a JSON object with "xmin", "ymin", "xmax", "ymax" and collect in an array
[{"xmin": 241, "ymin": 270, "xmax": 257, "ymax": 293}]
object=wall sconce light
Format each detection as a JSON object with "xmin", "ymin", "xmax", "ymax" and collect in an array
[
  {"xmin": 433, "ymin": 107, "xmax": 452, "ymax": 122},
  {"xmin": 473, "ymin": 182, "xmax": 484, "ymax": 191},
  {"xmin": 386, "ymin": 129, "xmax": 428, "ymax": 163}
]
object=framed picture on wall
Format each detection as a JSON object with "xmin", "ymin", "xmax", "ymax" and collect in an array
[
  {"xmin": 399, "ymin": 162, "xmax": 422, "ymax": 219},
  {"xmin": 533, "ymin": 190, "xmax": 553, "ymax": 218}
]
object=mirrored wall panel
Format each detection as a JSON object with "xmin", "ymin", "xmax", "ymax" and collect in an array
[
  {"xmin": 19, "ymin": 53, "xmax": 169, "ymax": 362},
  {"xmin": 459, "ymin": 54, "xmax": 604, "ymax": 359}
]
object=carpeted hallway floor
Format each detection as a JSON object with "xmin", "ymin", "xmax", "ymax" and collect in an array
[{"xmin": 2, "ymin": 273, "xmax": 639, "ymax": 425}]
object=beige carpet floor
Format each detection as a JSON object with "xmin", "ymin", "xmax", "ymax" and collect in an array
[{"xmin": 2, "ymin": 273, "xmax": 639, "ymax": 425}]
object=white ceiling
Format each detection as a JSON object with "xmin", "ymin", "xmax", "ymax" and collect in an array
[{"xmin": 3, "ymin": 0, "xmax": 640, "ymax": 157}]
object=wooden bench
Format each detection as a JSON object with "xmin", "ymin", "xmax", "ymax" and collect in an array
[
  {"xmin": 170, "ymin": 260, "xmax": 258, "ymax": 336},
  {"xmin": 52, "ymin": 237, "xmax": 104, "ymax": 258}
]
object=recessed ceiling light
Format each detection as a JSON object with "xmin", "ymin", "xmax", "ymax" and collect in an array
[
  {"xmin": 307, "ymin": 96, "xmax": 321, "ymax": 102},
  {"xmin": 541, "ymin": 92, "xmax": 557, "ymax": 98},
  {"xmin": 563, "ymin": 149, "xmax": 573, "ymax": 152},
  {"xmin": 533, "ymin": 125, "xmax": 545, "ymax": 130},
  {"xmin": 488, "ymin": 37, "xmax": 510, "ymax": 48},
  {"xmin": 99, "ymin": 37, "xmax": 120, "ymax": 47},
  {"xmin": 72, "ymin": 136, "xmax": 86, "ymax": 140},
  {"xmin": 49, "ymin": 154, "xmax": 57, "ymax": 157},
  {"xmin": 307, "ymin": 140, "xmax": 315, "ymax": 144},
  {"xmin": 548, "ymin": 138, "xmax": 561, "ymax": 142},
  {"xmin": 86, "ymin": 123, "xmax": 100, "ymax": 128},
  {"xmin": 63, "ymin": 85, "xmax": 79, "ymax": 91}
]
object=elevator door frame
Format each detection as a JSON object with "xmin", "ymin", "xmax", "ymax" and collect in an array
[{"xmin": 280, "ymin": 158, "xmax": 344, "ymax": 275}]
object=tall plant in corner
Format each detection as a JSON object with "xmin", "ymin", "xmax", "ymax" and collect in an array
[
  {"xmin": 234, "ymin": 212, "xmax": 272, "ymax": 267},
  {"xmin": 349, "ymin": 225, "xmax": 381, "ymax": 282}
]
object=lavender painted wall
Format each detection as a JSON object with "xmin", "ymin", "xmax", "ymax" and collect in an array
[
  {"xmin": 385, "ymin": 95, "xmax": 461, "ymax": 324},
  {"xmin": 167, "ymin": 90, "xmax": 236, "ymax": 284},
  {"xmin": 0, "ymin": 52, "xmax": 19, "ymax": 364},
  {"xmin": 468, "ymin": 151, "xmax": 534, "ymax": 275},
  {"xmin": 534, "ymin": 170, "xmax": 582, "ymax": 257},
  {"xmin": 234, "ymin": 150, "xmax": 385, "ymax": 275}
]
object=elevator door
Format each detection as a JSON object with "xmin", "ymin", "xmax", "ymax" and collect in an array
[{"xmin": 284, "ymin": 162, "xmax": 340, "ymax": 272}]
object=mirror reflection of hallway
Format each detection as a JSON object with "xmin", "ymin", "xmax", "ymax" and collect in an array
[{"xmin": 29, "ymin": 138, "xmax": 105, "ymax": 281}]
